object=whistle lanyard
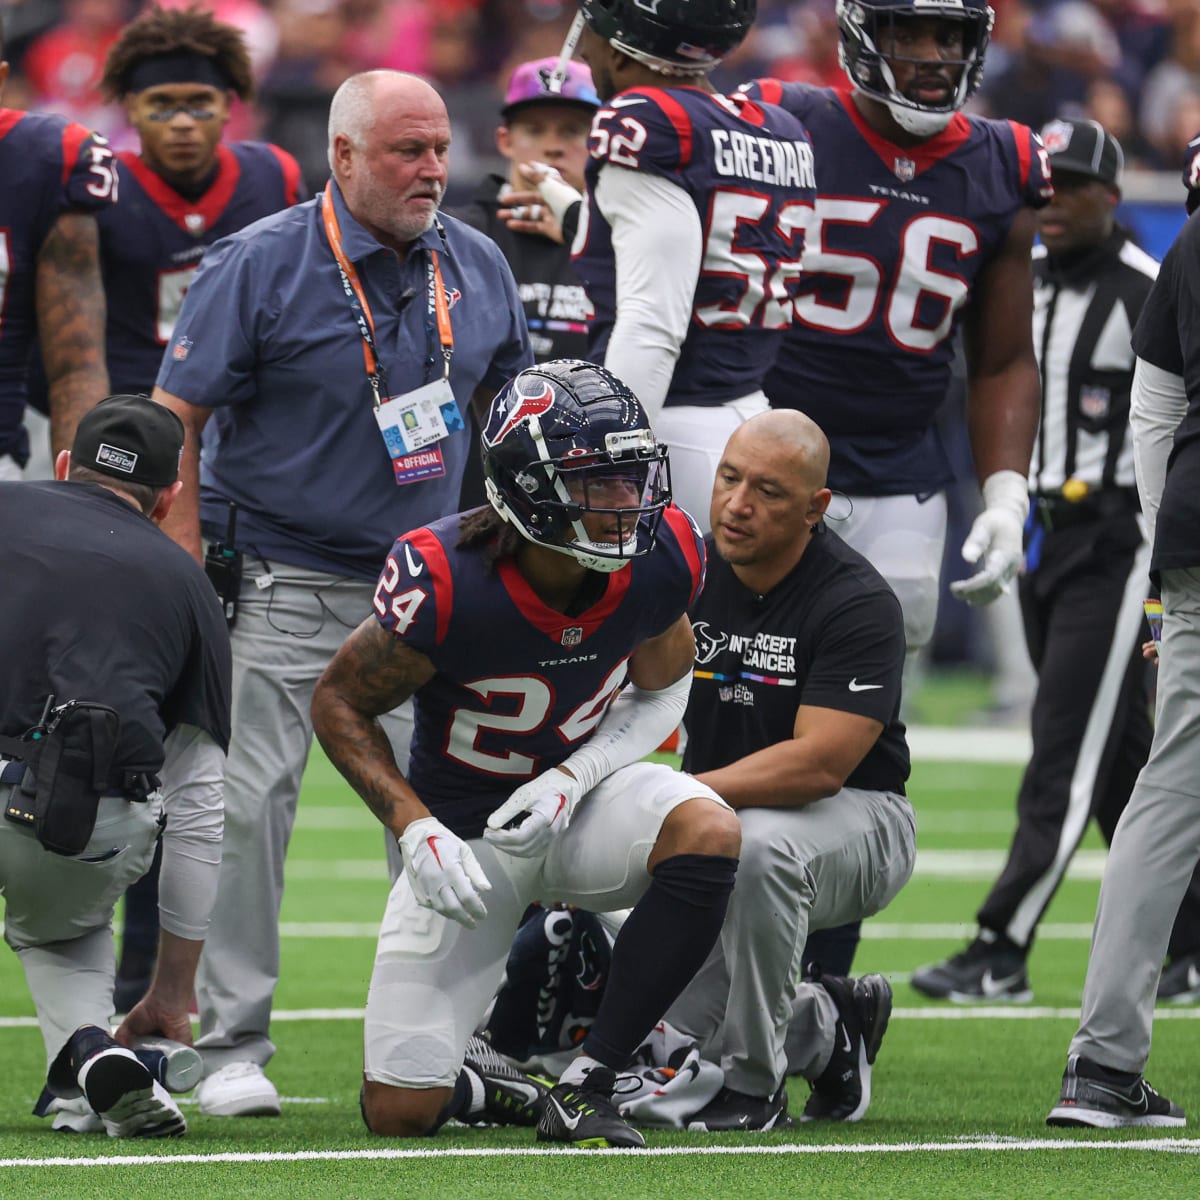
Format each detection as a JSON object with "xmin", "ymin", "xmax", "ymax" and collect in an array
[{"xmin": 321, "ymin": 181, "xmax": 455, "ymax": 409}]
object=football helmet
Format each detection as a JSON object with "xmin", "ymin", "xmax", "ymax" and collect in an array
[
  {"xmin": 579, "ymin": 0, "xmax": 756, "ymax": 76},
  {"xmin": 837, "ymin": 0, "xmax": 994, "ymax": 137},
  {"xmin": 481, "ymin": 360, "xmax": 671, "ymax": 573}
]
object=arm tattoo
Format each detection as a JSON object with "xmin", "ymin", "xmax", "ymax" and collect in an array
[
  {"xmin": 312, "ymin": 620, "xmax": 434, "ymax": 831},
  {"xmin": 37, "ymin": 211, "xmax": 109, "ymax": 455}
]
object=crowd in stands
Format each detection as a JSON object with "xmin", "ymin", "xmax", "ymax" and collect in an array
[{"xmin": 4, "ymin": 0, "xmax": 1197, "ymax": 201}]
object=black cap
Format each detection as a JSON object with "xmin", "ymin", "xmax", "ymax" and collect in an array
[
  {"xmin": 1039, "ymin": 119, "xmax": 1123, "ymax": 187},
  {"xmin": 1182, "ymin": 132, "xmax": 1200, "ymax": 215},
  {"xmin": 72, "ymin": 394, "xmax": 185, "ymax": 487}
]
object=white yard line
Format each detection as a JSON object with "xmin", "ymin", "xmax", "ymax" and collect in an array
[{"xmin": 2, "ymin": 1136, "xmax": 1198, "ymax": 1168}]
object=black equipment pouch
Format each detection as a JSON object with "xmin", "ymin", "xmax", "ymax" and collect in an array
[
  {"xmin": 0, "ymin": 701, "xmax": 122, "ymax": 856},
  {"xmin": 204, "ymin": 501, "xmax": 243, "ymax": 629}
]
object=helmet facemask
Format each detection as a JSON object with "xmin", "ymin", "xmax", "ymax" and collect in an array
[
  {"xmin": 483, "ymin": 367, "xmax": 673, "ymax": 573},
  {"xmin": 837, "ymin": 1, "xmax": 993, "ymax": 137}
]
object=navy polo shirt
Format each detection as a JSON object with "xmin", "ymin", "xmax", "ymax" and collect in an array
[{"xmin": 156, "ymin": 179, "xmax": 533, "ymax": 579}]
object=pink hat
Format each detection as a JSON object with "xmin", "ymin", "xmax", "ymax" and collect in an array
[{"xmin": 501, "ymin": 58, "xmax": 600, "ymax": 120}]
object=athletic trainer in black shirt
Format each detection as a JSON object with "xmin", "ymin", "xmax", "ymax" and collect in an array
[
  {"xmin": 0, "ymin": 394, "xmax": 230, "ymax": 1138},
  {"xmin": 667, "ymin": 409, "xmax": 916, "ymax": 1133}
]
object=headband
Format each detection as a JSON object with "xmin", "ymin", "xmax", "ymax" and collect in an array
[{"xmin": 124, "ymin": 52, "xmax": 234, "ymax": 95}]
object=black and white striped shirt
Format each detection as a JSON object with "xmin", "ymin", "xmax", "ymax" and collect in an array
[{"xmin": 1030, "ymin": 228, "xmax": 1159, "ymax": 495}]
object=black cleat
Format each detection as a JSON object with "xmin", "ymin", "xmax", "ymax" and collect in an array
[
  {"xmin": 1157, "ymin": 952, "xmax": 1200, "ymax": 1004},
  {"xmin": 537, "ymin": 1067, "xmax": 646, "ymax": 1148},
  {"xmin": 461, "ymin": 1035, "xmax": 549, "ymax": 1126},
  {"xmin": 910, "ymin": 935, "xmax": 1032, "ymax": 1004},
  {"xmin": 1046, "ymin": 1054, "xmax": 1186, "ymax": 1128},
  {"xmin": 686, "ymin": 1083, "xmax": 790, "ymax": 1132},
  {"xmin": 802, "ymin": 971, "xmax": 892, "ymax": 1122}
]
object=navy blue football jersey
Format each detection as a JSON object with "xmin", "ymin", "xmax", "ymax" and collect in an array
[
  {"xmin": 99, "ymin": 141, "xmax": 305, "ymax": 394},
  {"xmin": 0, "ymin": 109, "xmax": 116, "ymax": 461},
  {"xmin": 746, "ymin": 82, "xmax": 1052, "ymax": 493},
  {"xmin": 372, "ymin": 506, "xmax": 706, "ymax": 838},
  {"xmin": 573, "ymin": 86, "xmax": 815, "ymax": 408}
]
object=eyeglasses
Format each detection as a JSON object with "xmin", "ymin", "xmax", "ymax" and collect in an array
[{"xmin": 145, "ymin": 104, "xmax": 220, "ymax": 123}]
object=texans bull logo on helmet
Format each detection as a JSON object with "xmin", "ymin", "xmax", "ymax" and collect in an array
[{"xmin": 489, "ymin": 380, "xmax": 557, "ymax": 445}]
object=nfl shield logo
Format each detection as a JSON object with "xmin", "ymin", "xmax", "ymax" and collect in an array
[
  {"xmin": 1080, "ymin": 385, "xmax": 1111, "ymax": 420},
  {"xmin": 561, "ymin": 626, "xmax": 583, "ymax": 648},
  {"xmin": 185, "ymin": 212, "xmax": 206, "ymax": 236},
  {"xmin": 893, "ymin": 157, "xmax": 916, "ymax": 182},
  {"xmin": 173, "ymin": 337, "xmax": 193, "ymax": 361}
]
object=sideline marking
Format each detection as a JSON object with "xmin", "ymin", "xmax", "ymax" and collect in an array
[
  {"xmin": 8, "ymin": 1006, "xmax": 1200, "ymax": 1029},
  {"xmin": 2, "ymin": 1136, "xmax": 1199, "ymax": 1168}
]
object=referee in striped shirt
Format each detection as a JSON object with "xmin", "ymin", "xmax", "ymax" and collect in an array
[{"xmin": 912, "ymin": 120, "xmax": 1200, "ymax": 1005}]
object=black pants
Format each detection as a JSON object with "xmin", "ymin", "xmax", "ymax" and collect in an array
[{"xmin": 977, "ymin": 509, "xmax": 1200, "ymax": 959}]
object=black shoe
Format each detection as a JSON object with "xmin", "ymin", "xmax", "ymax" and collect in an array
[
  {"xmin": 537, "ymin": 1067, "xmax": 646, "ymax": 1148},
  {"xmin": 53, "ymin": 1026, "xmax": 186, "ymax": 1138},
  {"xmin": 461, "ymin": 1035, "xmax": 549, "ymax": 1127},
  {"xmin": 1046, "ymin": 1054, "xmax": 1186, "ymax": 1128},
  {"xmin": 686, "ymin": 1083, "xmax": 790, "ymax": 1132},
  {"xmin": 910, "ymin": 935, "xmax": 1032, "ymax": 1003},
  {"xmin": 802, "ymin": 971, "xmax": 892, "ymax": 1122},
  {"xmin": 1157, "ymin": 953, "xmax": 1200, "ymax": 1004}
]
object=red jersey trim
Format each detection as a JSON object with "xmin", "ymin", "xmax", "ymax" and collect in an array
[
  {"xmin": 61, "ymin": 122, "xmax": 91, "ymax": 186},
  {"xmin": 751, "ymin": 77, "xmax": 784, "ymax": 106},
  {"xmin": 119, "ymin": 142, "xmax": 242, "ymax": 234},
  {"xmin": 662, "ymin": 505, "xmax": 705, "ymax": 605},
  {"xmin": 0, "ymin": 108, "xmax": 27, "ymax": 142},
  {"xmin": 497, "ymin": 554, "xmax": 633, "ymax": 642},
  {"xmin": 1007, "ymin": 120, "xmax": 1032, "ymax": 188},
  {"xmin": 835, "ymin": 87, "xmax": 971, "ymax": 176},
  {"xmin": 406, "ymin": 529, "xmax": 454, "ymax": 646},
  {"xmin": 267, "ymin": 143, "xmax": 303, "ymax": 206},
  {"xmin": 626, "ymin": 87, "xmax": 694, "ymax": 166}
]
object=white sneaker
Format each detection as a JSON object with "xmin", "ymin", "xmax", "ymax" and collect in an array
[
  {"xmin": 197, "ymin": 1061, "xmax": 282, "ymax": 1117},
  {"xmin": 77, "ymin": 1048, "xmax": 187, "ymax": 1138},
  {"xmin": 45, "ymin": 1095, "xmax": 104, "ymax": 1134}
]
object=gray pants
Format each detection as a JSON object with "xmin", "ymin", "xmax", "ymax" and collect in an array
[
  {"xmin": 1071, "ymin": 566, "xmax": 1200, "ymax": 1073},
  {"xmin": 667, "ymin": 788, "xmax": 916, "ymax": 1097},
  {"xmin": 195, "ymin": 563, "xmax": 413, "ymax": 1072},
  {"xmin": 0, "ymin": 787, "xmax": 164, "ymax": 1068}
]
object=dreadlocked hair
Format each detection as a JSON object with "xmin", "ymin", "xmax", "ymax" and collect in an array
[
  {"xmin": 457, "ymin": 505, "xmax": 523, "ymax": 573},
  {"xmin": 101, "ymin": 4, "xmax": 255, "ymax": 100}
]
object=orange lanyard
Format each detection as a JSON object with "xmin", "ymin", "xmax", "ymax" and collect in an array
[{"xmin": 321, "ymin": 181, "xmax": 455, "ymax": 405}]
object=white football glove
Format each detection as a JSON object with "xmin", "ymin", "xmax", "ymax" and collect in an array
[
  {"xmin": 484, "ymin": 768, "xmax": 584, "ymax": 858},
  {"xmin": 398, "ymin": 816, "xmax": 491, "ymax": 928},
  {"xmin": 949, "ymin": 469, "xmax": 1030, "ymax": 607},
  {"xmin": 518, "ymin": 160, "xmax": 583, "ymax": 227}
]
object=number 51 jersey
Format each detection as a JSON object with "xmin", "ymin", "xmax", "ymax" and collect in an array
[
  {"xmin": 98, "ymin": 141, "xmax": 304, "ymax": 394},
  {"xmin": 372, "ymin": 506, "xmax": 706, "ymax": 839},
  {"xmin": 745, "ymin": 81, "xmax": 1052, "ymax": 494},
  {"xmin": 572, "ymin": 86, "xmax": 815, "ymax": 409}
]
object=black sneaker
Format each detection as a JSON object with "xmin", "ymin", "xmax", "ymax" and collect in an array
[
  {"xmin": 461, "ymin": 1035, "xmax": 549, "ymax": 1127},
  {"xmin": 51, "ymin": 1026, "xmax": 186, "ymax": 1138},
  {"xmin": 909, "ymin": 935, "xmax": 1032, "ymax": 1003},
  {"xmin": 537, "ymin": 1067, "xmax": 646, "ymax": 1148},
  {"xmin": 686, "ymin": 1083, "xmax": 790, "ymax": 1132},
  {"xmin": 801, "ymin": 971, "xmax": 892, "ymax": 1122},
  {"xmin": 1157, "ymin": 953, "xmax": 1200, "ymax": 1004},
  {"xmin": 1046, "ymin": 1054, "xmax": 1186, "ymax": 1128}
]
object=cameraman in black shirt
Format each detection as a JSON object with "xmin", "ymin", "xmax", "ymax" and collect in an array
[{"xmin": 0, "ymin": 394, "xmax": 231, "ymax": 1138}]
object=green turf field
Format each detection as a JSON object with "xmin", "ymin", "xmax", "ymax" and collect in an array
[{"xmin": 2, "ymin": 692, "xmax": 1197, "ymax": 1198}]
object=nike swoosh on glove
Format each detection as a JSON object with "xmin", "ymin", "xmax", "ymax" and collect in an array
[
  {"xmin": 398, "ymin": 816, "xmax": 491, "ymax": 928},
  {"xmin": 483, "ymin": 769, "xmax": 584, "ymax": 858},
  {"xmin": 950, "ymin": 469, "xmax": 1030, "ymax": 607}
]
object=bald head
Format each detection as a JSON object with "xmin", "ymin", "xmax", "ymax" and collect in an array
[
  {"xmin": 328, "ymin": 70, "xmax": 445, "ymax": 164},
  {"xmin": 328, "ymin": 70, "xmax": 450, "ymax": 254},
  {"xmin": 727, "ymin": 409, "xmax": 830, "ymax": 492}
]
